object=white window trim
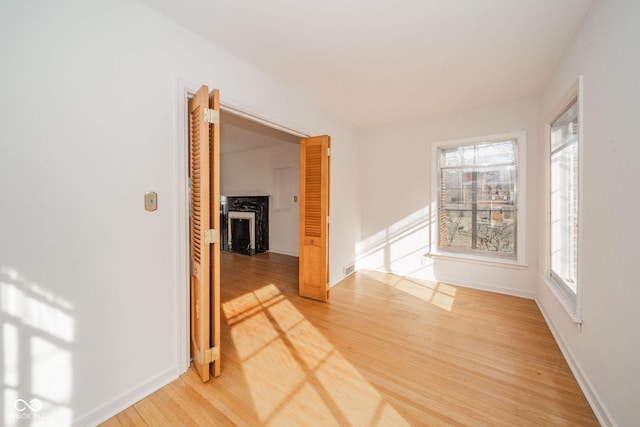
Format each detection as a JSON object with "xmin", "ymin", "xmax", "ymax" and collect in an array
[
  {"xmin": 543, "ymin": 76, "xmax": 584, "ymax": 325},
  {"xmin": 428, "ymin": 131, "xmax": 527, "ymax": 267}
]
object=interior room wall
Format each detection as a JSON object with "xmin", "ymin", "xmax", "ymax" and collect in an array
[
  {"xmin": 358, "ymin": 96, "xmax": 540, "ymax": 297},
  {"xmin": 221, "ymin": 147, "xmax": 272, "ymax": 196},
  {"xmin": 536, "ymin": 1, "xmax": 640, "ymax": 425},
  {"xmin": 221, "ymin": 142, "xmax": 301, "ymax": 256},
  {"xmin": 0, "ymin": 0, "xmax": 360, "ymax": 424},
  {"xmin": 269, "ymin": 144, "xmax": 301, "ymax": 257}
]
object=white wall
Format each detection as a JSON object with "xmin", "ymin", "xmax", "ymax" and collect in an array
[
  {"xmin": 221, "ymin": 147, "xmax": 272, "ymax": 196},
  {"xmin": 0, "ymin": 0, "xmax": 360, "ymax": 424},
  {"xmin": 270, "ymin": 144, "xmax": 302, "ymax": 257},
  {"xmin": 358, "ymin": 97, "xmax": 540, "ymax": 298},
  {"xmin": 221, "ymin": 142, "xmax": 301, "ymax": 256},
  {"xmin": 536, "ymin": 1, "xmax": 640, "ymax": 425}
]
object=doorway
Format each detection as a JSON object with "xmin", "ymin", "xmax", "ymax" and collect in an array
[
  {"xmin": 175, "ymin": 82, "xmax": 321, "ymax": 375},
  {"xmin": 220, "ymin": 110, "xmax": 302, "ymax": 258}
]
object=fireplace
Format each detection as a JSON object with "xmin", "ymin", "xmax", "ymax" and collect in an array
[
  {"xmin": 228, "ymin": 211, "xmax": 255, "ymax": 255},
  {"xmin": 220, "ymin": 195, "xmax": 269, "ymax": 255}
]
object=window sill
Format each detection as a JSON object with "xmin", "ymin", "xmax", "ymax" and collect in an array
[
  {"xmin": 425, "ymin": 251, "xmax": 528, "ymax": 270},
  {"xmin": 541, "ymin": 274, "xmax": 582, "ymax": 325}
]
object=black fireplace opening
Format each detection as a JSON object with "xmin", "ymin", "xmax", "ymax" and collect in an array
[{"xmin": 230, "ymin": 218, "xmax": 252, "ymax": 255}]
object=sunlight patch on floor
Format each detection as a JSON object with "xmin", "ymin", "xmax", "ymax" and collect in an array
[
  {"xmin": 361, "ymin": 270, "xmax": 457, "ymax": 311},
  {"xmin": 222, "ymin": 283, "xmax": 409, "ymax": 426},
  {"xmin": 430, "ymin": 283, "xmax": 456, "ymax": 311}
]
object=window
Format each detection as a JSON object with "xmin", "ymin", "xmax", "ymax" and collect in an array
[
  {"xmin": 550, "ymin": 99, "xmax": 579, "ymax": 301},
  {"xmin": 433, "ymin": 131, "xmax": 526, "ymax": 264}
]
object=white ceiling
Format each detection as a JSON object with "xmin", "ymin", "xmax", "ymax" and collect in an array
[{"xmin": 141, "ymin": 0, "xmax": 593, "ymax": 127}]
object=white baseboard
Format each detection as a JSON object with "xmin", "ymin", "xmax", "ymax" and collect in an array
[
  {"xmin": 412, "ymin": 272, "xmax": 536, "ymax": 300},
  {"xmin": 74, "ymin": 365, "xmax": 180, "ymax": 426},
  {"xmin": 268, "ymin": 248, "xmax": 299, "ymax": 257},
  {"xmin": 446, "ymin": 277, "xmax": 536, "ymax": 299},
  {"xmin": 535, "ymin": 298, "xmax": 616, "ymax": 427}
]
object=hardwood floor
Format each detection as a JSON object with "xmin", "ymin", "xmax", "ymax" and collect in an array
[{"xmin": 101, "ymin": 251, "xmax": 598, "ymax": 426}]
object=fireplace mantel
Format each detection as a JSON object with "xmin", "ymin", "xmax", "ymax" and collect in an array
[{"xmin": 220, "ymin": 195, "xmax": 269, "ymax": 254}]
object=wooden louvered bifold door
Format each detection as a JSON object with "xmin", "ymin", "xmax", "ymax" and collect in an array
[
  {"xmin": 189, "ymin": 85, "xmax": 212, "ymax": 382},
  {"xmin": 299, "ymin": 135, "xmax": 330, "ymax": 301}
]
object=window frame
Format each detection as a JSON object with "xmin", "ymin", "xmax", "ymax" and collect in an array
[
  {"xmin": 430, "ymin": 131, "xmax": 527, "ymax": 268},
  {"xmin": 544, "ymin": 76, "xmax": 584, "ymax": 323}
]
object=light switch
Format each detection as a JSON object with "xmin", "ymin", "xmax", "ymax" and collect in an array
[
  {"xmin": 293, "ymin": 195, "xmax": 298, "ymax": 203},
  {"xmin": 145, "ymin": 191, "xmax": 158, "ymax": 212}
]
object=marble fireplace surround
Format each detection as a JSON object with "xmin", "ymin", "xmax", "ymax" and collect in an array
[{"xmin": 220, "ymin": 195, "xmax": 269, "ymax": 255}]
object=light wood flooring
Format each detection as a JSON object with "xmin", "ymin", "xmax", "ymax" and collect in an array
[{"xmin": 101, "ymin": 251, "xmax": 598, "ymax": 426}]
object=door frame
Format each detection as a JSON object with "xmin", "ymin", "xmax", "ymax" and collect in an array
[{"xmin": 175, "ymin": 79, "xmax": 314, "ymax": 372}]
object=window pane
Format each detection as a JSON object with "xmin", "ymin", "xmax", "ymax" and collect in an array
[
  {"xmin": 442, "ymin": 146, "xmax": 475, "ymax": 167},
  {"xmin": 439, "ymin": 140, "xmax": 517, "ymax": 257},
  {"xmin": 476, "ymin": 165, "xmax": 515, "ymax": 204},
  {"xmin": 550, "ymin": 141, "xmax": 578, "ymax": 292},
  {"xmin": 550, "ymin": 98, "xmax": 579, "ymax": 294},
  {"xmin": 442, "ymin": 208, "xmax": 472, "ymax": 249},
  {"xmin": 442, "ymin": 169, "xmax": 465, "ymax": 206},
  {"xmin": 476, "ymin": 141, "xmax": 515, "ymax": 165},
  {"xmin": 440, "ymin": 207, "xmax": 516, "ymax": 253},
  {"xmin": 476, "ymin": 216, "xmax": 516, "ymax": 253},
  {"xmin": 442, "ymin": 140, "xmax": 515, "ymax": 167}
]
